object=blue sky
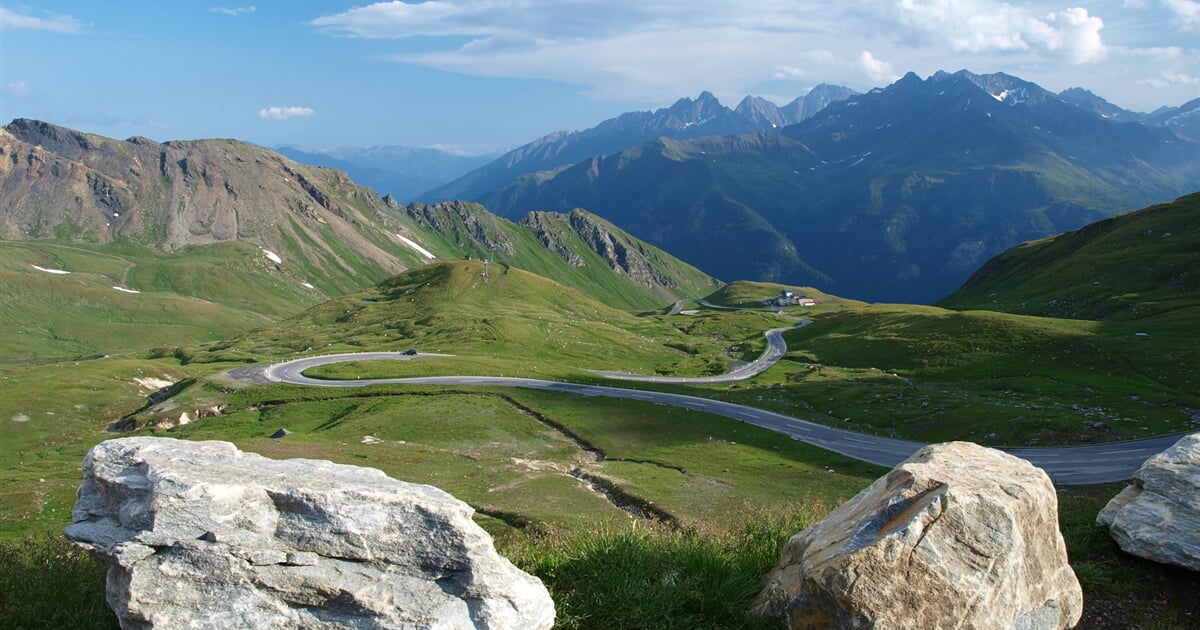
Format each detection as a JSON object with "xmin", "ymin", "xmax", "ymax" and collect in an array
[{"xmin": 2, "ymin": 1, "xmax": 1197, "ymax": 152}]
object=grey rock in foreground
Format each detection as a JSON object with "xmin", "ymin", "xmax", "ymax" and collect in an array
[
  {"xmin": 65, "ymin": 437, "xmax": 554, "ymax": 629},
  {"xmin": 752, "ymin": 441, "xmax": 1082, "ymax": 629},
  {"xmin": 1097, "ymin": 432, "xmax": 1199, "ymax": 571}
]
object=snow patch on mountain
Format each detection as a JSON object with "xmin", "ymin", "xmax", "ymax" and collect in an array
[
  {"xmin": 397, "ymin": 235, "xmax": 436, "ymax": 259},
  {"xmin": 992, "ymin": 88, "xmax": 1027, "ymax": 105}
]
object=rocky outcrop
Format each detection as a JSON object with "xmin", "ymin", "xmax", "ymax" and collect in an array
[
  {"xmin": 752, "ymin": 441, "xmax": 1082, "ymax": 629},
  {"xmin": 519, "ymin": 211, "xmax": 586, "ymax": 267},
  {"xmin": 404, "ymin": 201, "xmax": 515, "ymax": 256},
  {"xmin": 1097, "ymin": 432, "xmax": 1200, "ymax": 571},
  {"xmin": 0, "ymin": 119, "xmax": 412, "ymax": 290},
  {"xmin": 518, "ymin": 208, "xmax": 694, "ymax": 293},
  {"xmin": 66, "ymin": 437, "xmax": 554, "ymax": 629}
]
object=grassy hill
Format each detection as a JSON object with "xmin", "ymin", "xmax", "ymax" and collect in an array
[
  {"xmin": 2, "ymin": 260, "xmax": 1196, "ymax": 627},
  {"xmin": 712, "ymin": 302, "xmax": 1198, "ymax": 447},
  {"xmin": 185, "ymin": 260, "xmax": 766, "ymax": 380},
  {"xmin": 704, "ymin": 280, "xmax": 863, "ymax": 309},
  {"xmin": 400, "ymin": 202, "xmax": 721, "ymax": 310},
  {"xmin": 0, "ymin": 121, "xmax": 720, "ymax": 364},
  {"xmin": 0, "ymin": 240, "xmax": 323, "ymax": 365},
  {"xmin": 939, "ymin": 191, "xmax": 1200, "ymax": 323},
  {"xmin": 697, "ymin": 195, "xmax": 1200, "ymax": 447}
]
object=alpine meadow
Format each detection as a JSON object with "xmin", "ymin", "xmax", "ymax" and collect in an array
[{"xmin": 2, "ymin": 3, "xmax": 1199, "ymax": 628}]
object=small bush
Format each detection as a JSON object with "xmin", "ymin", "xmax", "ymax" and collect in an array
[{"xmin": 0, "ymin": 533, "xmax": 116, "ymax": 629}]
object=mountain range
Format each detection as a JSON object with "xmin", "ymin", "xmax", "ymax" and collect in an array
[
  {"xmin": 4, "ymin": 69, "xmax": 1197, "ymax": 311},
  {"xmin": 419, "ymin": 85, "xmax": 857, "ymax": 203},
  {"xmin": 473, "ymin": 70, "xmax": 1200, "ymax": 303},
  {"xmin": 273, "ymin": 145, "xmax": 498, "ymax": 204},
  {"xmin": 0, "ymin": 118, "xmax": 719, "ymax": 352}
]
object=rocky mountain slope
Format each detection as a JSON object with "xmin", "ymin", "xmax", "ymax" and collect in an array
[
  {"xmin": 0, "ymin": 119, "xmax": 717, "ymax": 316},
  {"xmin": 0, "ymin": 118, "xmax": 424, "ymax": 296},
  {"xmin": 395, "ymin": 200, "xmax": 721, "ymax": 308},
  {"xmin": 421, "ymin": 85, "xmax": 855, "ymax": 203},
  {"xmin": 479, "ymin": 70, "xmax": 1200, "ymax": 303}
]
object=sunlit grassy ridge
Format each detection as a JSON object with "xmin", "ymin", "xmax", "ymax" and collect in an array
[
  {"xmin": 198, "ymin": 260, "xmax": 781, "ymax": 378},
  {"xmin": 0, "ymin": 240, "xmax": 319, "ymax": 365},
  {"xmin": 708, "ymin": 302, "xmax": 1198, "ymax": 445},
  {"xmin": 704, "ymin": 280, "xmax": 860, "ymax": 309},
  {"xmin": 940, "ymin": 191, "xmax": 1200, "ymax": 322}
]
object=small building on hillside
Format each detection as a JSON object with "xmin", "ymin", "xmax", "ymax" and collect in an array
[
  {"xmin": 774, "ymin": 289, "xmax": 800, "ymax": 307},
  {"xmin": 770, "ymin": 288, "xmax": 820, "ymax": 307}
]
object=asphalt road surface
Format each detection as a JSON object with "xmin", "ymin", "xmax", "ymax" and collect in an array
[
  {"xmin": 250, "ymin": 352, "xmax": 1189, "ymax": 484},
  {"xmin": 591, "ymin": 320, "xmax": 810, "ymax": 384}
]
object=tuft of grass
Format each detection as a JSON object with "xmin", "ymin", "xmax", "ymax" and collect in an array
[
  {"xmin": 0, "ymin": 533, "xmax": 116, "ymax": 630},
  {"xmin": 501, "ymin": 502, "xmax": 827, "ymax": 630}
]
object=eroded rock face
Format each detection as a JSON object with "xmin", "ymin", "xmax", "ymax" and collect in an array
[
  {"xmin": 752, "ymin": 441, "xmax": 1082, "ymax": 629},
  {"xmin": 66, "ymin": 437, "xmax": 554, "ymax": 629},
  {"xmin": 1097, "ymin": 432, "xmax": 1199, "ymax": 571}
]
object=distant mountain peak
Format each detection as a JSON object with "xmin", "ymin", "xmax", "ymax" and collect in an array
[
  {"xmin": 1058, "ymin": 87, "xmax": 1143, "ymax": 122},
  {"xmin": 735, "ymin": 96, "xmax": 786, "ymax": 128},
  {"xmin": 420, "ymin": 85, "xmax": 855, "ymax": 203}
]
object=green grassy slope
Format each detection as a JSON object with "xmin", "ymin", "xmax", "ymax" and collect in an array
[
  {"xmin": 402, "ymin": 202, "xmax": 721, "ymax": 310},
  {"xmin": 0, "ymin": 240, "xmax": 323, "ymax": 365},
  {"xmin": 194, "ymin": 260, "xmax": 770, "ymax": 378},
  {"xmin": 713, "ymin": 302, "xmax": 1198, "ymax": 445},
  {"xmin": 704, "ymin": 280, "xmax": 863, "ymax": 308},
  {"xmin": 939, "ymin": 191, "xmax": 1200, "ymax": 323}
]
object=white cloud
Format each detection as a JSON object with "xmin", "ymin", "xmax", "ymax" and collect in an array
[
  {"xmin": 5, "ymin": 81, "xmax": 31, "ymax": 98},
  {"xmin": 313, "ymin": 2, "xmax": 854, "ymax": 101},
  {"xmin": 0, "ymin": 8, "xmax": 82, "ymax": 34},
  {"xmin": 1164, "ymin": 0, "xmax": 1200, "ymax": 31},
  {"xmin": 308, "ymin": 1, "xmax": 1190, "ymax": 106},
  {"xmin": 773, "ymin": 51, "xmax": 839, "ymax": 79},
  {"xmin": 1136, "ymin": 69, "xmax": 1200, "ymax": 87},
  {"xmin": 860, "ymin": 51, "xmax": 898, "ymax": 82},
  {"xmin": 211, "ymin": 6, "xmax": 257, "ymax": 17},
  {"xmin": 258, "ymin": 106, "xmax": 315, "ymax": 120},
  {"xmin": 894, "ymin": 0, "xmax": 1106, "ymax": 63}
]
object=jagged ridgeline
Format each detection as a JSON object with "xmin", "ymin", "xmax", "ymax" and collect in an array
[
  {"xmin": 400, "ymin": 201, "xmax": 721, "ymax": 309},
  {"xmin": 479, "ymin": 71, "xmax": 1200, "ymax": 304},
  {"xmin": 0, "ymin": 119, "xmax": 718, "ymax": 361},
  {"xmin": 0, "ymin": 119, "xmax": 425, "ymax": 296}
]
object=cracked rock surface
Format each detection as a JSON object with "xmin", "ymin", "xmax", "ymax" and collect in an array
[
  {"xmin": 1097, "ymin": 432, "xmax": 1199, "ymax": 572},
  {"xmin": 65, "ymin": 437, "xmax": 554, "ymax": 629},
  {"xmin": 752, "ymin": 441, "xmax": 1082, "ymax": 629}
]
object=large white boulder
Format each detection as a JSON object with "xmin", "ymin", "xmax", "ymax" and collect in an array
[
  {"xmin": 65, "ymin": 437, "xmax": 554, "ymax": 629},
  {"xmin": 752, "ymin": 441, "xmax": 1083, "ymax": 629},
  {"xmin": 1097, "ymin": 432, "xmax": 1199, "ymax": 571}
]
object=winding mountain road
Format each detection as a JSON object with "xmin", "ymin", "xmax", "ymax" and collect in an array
[
  {"xmin": 247, "ymin": 348, "xmax": 1187, "ymax": 485},
  {"xmin": 591, "ymin": 321, "xmax": 809, "ymax": 384}
]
